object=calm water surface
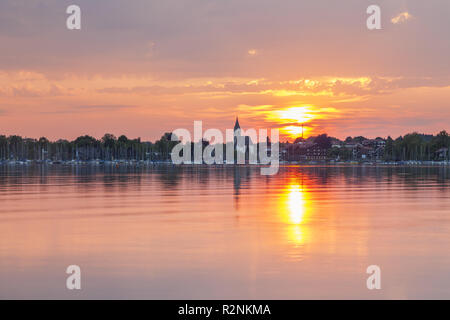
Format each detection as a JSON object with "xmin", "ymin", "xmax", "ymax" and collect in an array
[{"xmin": 0, "ymin": 165, "xmax": 449, "ymax": 299}]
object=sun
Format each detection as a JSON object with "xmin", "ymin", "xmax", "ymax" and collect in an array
[
  {"xmin": 276, "ymin": 106, "xmax": 316, "ymax": 124},
  {"xmin": 282, "ymin": 125, "xmax": 310, "ymax": 138},
  {"xmin": 265, "ymin": 105, "xmax": 317, "ymax": 139}
]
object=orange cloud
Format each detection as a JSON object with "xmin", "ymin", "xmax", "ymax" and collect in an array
[
  {"xmin": 1, "ymin": 70, "xmax": 450, "ymax": 142},
  {"xmin": 391, "ymin": 12, "xmax": 413, "ymax": 24}
]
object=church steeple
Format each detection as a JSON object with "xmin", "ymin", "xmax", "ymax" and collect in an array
[{"xmin": 234, "ymin": 117, "xmax": 241, "ymax": 131}]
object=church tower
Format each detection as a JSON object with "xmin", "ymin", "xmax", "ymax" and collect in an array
[
  {"xmin": 234, "ymin": 117, "xmax": 241, "ymax": 134},
  {"xmin": 234, "ymin": 117, "xmax": 242, "ymax": 144},
  {"xmin": 233, "ymin": 117, "xmax": 246, "ymax": 161}
]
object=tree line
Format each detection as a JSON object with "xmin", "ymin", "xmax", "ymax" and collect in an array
[
  {"xmin": 383, "ymin": 131, "xmax": 450, "ymax": 161},
  {"xmin": 327, "ymin": 131, "xmax": 450, "ymax": 161},
  {"xmin": 0, "ymin": 133, "xmax": 177, "ymax": 161},
  {"xmin": 0, "ymin": 130, "xmax": 449, "ymax": 162}
]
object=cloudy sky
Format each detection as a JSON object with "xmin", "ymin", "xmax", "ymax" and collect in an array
[{"xmin": 0, "ymin": 0, "xmax": 449, "ymax": 141}]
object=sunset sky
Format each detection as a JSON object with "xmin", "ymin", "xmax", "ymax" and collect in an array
[{"xmin": 0, "ymin": 0, "xmax": 449, "ymax": 141}]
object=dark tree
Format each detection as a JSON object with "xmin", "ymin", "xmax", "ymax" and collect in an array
[{"xmin": 314, "ymin": 134, "xmax": 332, "ymax": 149}]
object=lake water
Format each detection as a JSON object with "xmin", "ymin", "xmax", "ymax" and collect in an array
[{"xmin": 0, "ymin": 165, "xmax": 449, "ymax": 299}]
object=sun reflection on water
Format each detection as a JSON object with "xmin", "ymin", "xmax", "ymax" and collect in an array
[
  {"xmin": 287, "ymin": 184, "xmax": 306, "ymax": 225},
  {"xmin": 281, "ymin": 182, "xmax": 311, "ymax": 250}
]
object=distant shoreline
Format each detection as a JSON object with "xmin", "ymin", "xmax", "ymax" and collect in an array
[{"xmin": 1, "ymin": 159, "xmax": 449, "ymax": 167}]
